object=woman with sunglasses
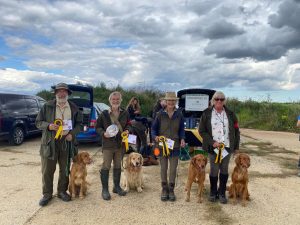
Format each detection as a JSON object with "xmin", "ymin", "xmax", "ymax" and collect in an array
[{"xmin": 198, "ymin": 91, "xmax": 240, "ymax": 204}]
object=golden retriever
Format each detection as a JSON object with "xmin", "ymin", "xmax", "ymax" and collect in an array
[
  {"xmin": 185, "ymin": 154, "xmax": 207, "ymax": 203},
  {"xmin": 122, "ymin": 152, "xmax": 144, "ymax": 192},
  {"xmin": 68, "ymin": 151, "xmax": 92, "ymax": 199},
  {"xmin": 228, "ymin": 153, "xmax": 251, "ymax": 206}
]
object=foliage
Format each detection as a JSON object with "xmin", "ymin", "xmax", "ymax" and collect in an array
[{"xmin": 226, "ymin": 98, "xmax": 300, "ymax": 132}]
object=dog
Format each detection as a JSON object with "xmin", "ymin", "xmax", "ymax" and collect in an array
[
  {"xmin": 122, "ymin": 152, "xmax": 144, "ymax": 192},
  {"xmin": 185, "ymin": 154, "xmax": 207, "ymax": 203},
  {"xmin": 68, "ymin": 151, "xmax": 92, "ymax": 199},
  {"xmin": 228, "ymin": 153, "xmax": 251, "ymax": 206}
]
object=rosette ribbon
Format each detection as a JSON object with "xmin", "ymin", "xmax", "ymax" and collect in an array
[
  {"xmin": 121, "ymin": 132, "xmax": 129, "ymax": 152},
  {"xmin": 159, "ymin": 136, "xmax": 170, "ymax": 156},
  {"xmin": 215, "ymin": 143, "xmax": 225, "ymax": 164},
  {"xmin": 54, "ymin": 119, "xmax": 63, "ymax": 140}
]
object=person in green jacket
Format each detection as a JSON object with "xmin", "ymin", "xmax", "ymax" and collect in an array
[
  {"xmin": 151, "ymin": 91, "xmax": 186, "ymax": 201},
  {"xmin": 198, "ymin": 91, "xmax": 240, "ymax": 204},
  {"xmin": 96, "ymin": 91, "xmax": 130, "ymax": 200},
  {"xmin": 36, "ymin": 83, "xmax": 82, "ymax": 207}
]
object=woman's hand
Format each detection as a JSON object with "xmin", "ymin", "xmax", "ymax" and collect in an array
[
  {"xmin": 213, "ymin": 141, "xmax": 220, "ymax": 148},
  {"xmin": 180, "ymin": 139, "xmax": 185, "ymax": 148}
]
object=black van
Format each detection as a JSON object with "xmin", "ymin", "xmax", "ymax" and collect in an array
[
  {"xmin": 177, "ymin": 88, "xmax": 216, "ymax": 146},
  {"xmin": 0, "ymin": 93, "xmax": 46, "ymax": 145}
]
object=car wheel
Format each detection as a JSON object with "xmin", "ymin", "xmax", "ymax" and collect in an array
[{"xmin": 9, "ymin": 127, "xmax": 25, "ymax": 145}]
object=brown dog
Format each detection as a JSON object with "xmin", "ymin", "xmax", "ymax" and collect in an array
[
  {"xmin": 68, "ymin": 151, "xmax": 92, "ymax": 199},
  {"xmin": 185, "ymin": 154, "xmax": 207, "ymax": 203},
  {"xmin": 228, "ymin": 153, "xmax": 251, "ymax": 206},
  {"xmin": 122, "ymin": 152, "xmax": 144, "ymax": 192}
]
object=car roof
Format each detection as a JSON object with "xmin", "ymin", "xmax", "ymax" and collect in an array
[{"xmin": 94, "ymin": 102, "xmax": 110, "ymax": 112}]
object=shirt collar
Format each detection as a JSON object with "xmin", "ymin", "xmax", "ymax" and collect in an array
[{"xmin": 56, "ymin": 101, "xmax": 70, "ymax": 109}]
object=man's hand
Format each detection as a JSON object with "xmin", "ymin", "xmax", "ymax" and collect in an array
[
  {"xmin": 103, "ymin": 132, "xmax": 110, "ymax": 138},
  {"xmin": 49, "ymin": 123, "xmax": 59, "ymax": 131},
  {"xmin": 66, "ymin": 133, "xmax": 73, "ymax": 141}
]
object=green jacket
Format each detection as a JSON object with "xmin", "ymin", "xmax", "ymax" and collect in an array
[
  {"xmin": 96, "ymin": 108, "xmax": 130, "ymax": 150},
  {"xmin": 198, "ymin": 106, "xmax": 240, "ymax": 154},
  {"xmin": 35, "ymin": 100, "xmax": 82, "ymax": 160}
]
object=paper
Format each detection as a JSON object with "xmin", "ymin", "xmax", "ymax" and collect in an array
[
  {"xmin": 222, "ymin": 148, "xmax": 229, "ymax": 158},
  {"xmin": 159, "ymin": 138, "xmax": 175, "ymax": 150},
  {"xmin": 213, "ymin": 148, "xmax": 229, "ymax": 159},
  {"xmin": 128, "ymin": 134, "xmax": 137, "ymax": 144},
  {"xmin": 63, "ymin": 120, "xmax": 72, "ymax": 131}
]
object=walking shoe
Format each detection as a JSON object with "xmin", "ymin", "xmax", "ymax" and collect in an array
[
  {"xmin": 39, "ymin": 195, "xmax": 52, "ymax": 206},
  {"xmin": 57, "ymin": 192, "xmax": 71, "ymax": 202}
]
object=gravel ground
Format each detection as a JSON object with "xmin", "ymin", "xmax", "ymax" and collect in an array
[{"xmin": 0, "ymin": 128, "xmax": 300, "ymax": 225}]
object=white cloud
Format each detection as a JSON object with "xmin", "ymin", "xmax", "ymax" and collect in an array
[{"xmin": 0, "ymin": 0, "xmax": 299, "ymax": 102}]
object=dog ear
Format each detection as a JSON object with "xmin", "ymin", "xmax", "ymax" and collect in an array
[
  {"xmin": 247, "ymin": 155, "xmax": 251, "ymax": 167},
  {"xmin": 126, "ymin": 154, "xmax": 131, "ymax": 167},
  {"xmin": 191, "ymin": 157, "xmax": 197, "ymax": 166},
  {"xmin": 73, "ymin": 154, "xmax": 79, "ymax": 163},
  {"xmin": 204, "ymin": 156, "xmax": 208, "ymax": 165},
  {"xmin": 140, "ymin": 155, "xmax": 143, "ymax": 165},
  {"xmin": 235, "ymin": 154, "xmax": 241, "ymax": 165}
]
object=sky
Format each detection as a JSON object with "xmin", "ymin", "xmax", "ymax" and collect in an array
[{"xmin": 0, "ymin": 0, "xmax": 300, "ymax": 102}]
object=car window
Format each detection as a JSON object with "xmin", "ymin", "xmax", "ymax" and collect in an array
[
  {"xmin": 38, "ymin": 99, "xmax": 46, "ymax": 107},
  {"xmin": 69, "ymin": 91, "xmax": 91, "ymax": 107},
  {"xmin": 3, "ymin": 95, "xmax": 27, "ymax": 113},
  {"xmin": 25, "ymin": 98, "xmax": 39, "ymax": 112}
]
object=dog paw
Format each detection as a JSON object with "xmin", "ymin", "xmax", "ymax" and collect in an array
[
  {"xmin": 71, "ymin": 194, "xmax": 76, "ymax": 198},
  {"xmin": 137, "ymin": 187, "xmax": 143, "ymax": 193},
  {"xmin": 79, "ymin": 195, "xmax": 84, "ymax": 200},
  {"xmin": 185, "ymin": 197, "xmax": 190, "ymax": 202},
  {"xmin": 197, "ymin": 199, "xmax": 202, "ymax": 203}
]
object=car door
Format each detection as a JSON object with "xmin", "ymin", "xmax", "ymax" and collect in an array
[{"xmin": 24, "ymin": 97, "xmax": 40, "ymax": 133}]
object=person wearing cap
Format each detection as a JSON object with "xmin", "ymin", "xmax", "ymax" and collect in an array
[
  {"xmin": 198, "ymin": 91, "xmax": 240, "ymax": 204},
  {"xmin": 151, "ymin": 91, "xmax": 185, "ymax": 201},
  {"xmin": 35, "ymin": 83, "xmax": 82, "ymax": 206},
  {"xmin": 95, "ymin": 91, "xmax": 130, "ymax": 201}
]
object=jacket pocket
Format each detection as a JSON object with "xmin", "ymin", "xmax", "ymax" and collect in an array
[{"xmin": 40, "ymin": 140, "xmax": 51, "ymax": 158}]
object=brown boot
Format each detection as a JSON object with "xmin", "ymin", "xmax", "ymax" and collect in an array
[{"xmin": 148, "ymin": 156, "xmax": 159, "ymax": 165}]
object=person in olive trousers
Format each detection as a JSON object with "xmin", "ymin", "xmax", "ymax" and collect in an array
[
  {"xmin": 36, "ymin": 83, "xmax": 82, "ymax": 206},
  {"xmin": 96, "ymin": 91, "xmax": 130, "ymax": 200},
  {"xmin": 198, "ymin": 91, "xmax": 240, "ymax": 204},
  {"xmin": 151, "ymin": 91, "xmax": 185, "ymax": 201}
]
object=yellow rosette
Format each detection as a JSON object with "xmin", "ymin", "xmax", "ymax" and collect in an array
[
  {"xmin": 121, "ymin": 132, "xmax": 129, "ymax": 152},
  {"xmin": 159, "ymin": 136, "xmax": 170, "ymax": 156},
  {"xmin": 54, "ymin": 119, "xmax": 63, "ymax": 140},
  {"xmin": 215, "ymin": 143, "xmax": 225, "ymax": 164}
]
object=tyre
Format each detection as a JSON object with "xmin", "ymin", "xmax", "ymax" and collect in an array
[{"xmin": 9, "ymin": 127, "xmax": 25, "ymax": 145}]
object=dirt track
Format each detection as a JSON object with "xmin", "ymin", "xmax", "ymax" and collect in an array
[{"xmin": 0, "ymin": 128, "xmax": 300, "ymax": 225}]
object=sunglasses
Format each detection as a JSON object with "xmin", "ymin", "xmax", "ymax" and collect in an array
[{"xmin": 215, "ymin": 98, "xmax": 225, "ymax": 102}]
